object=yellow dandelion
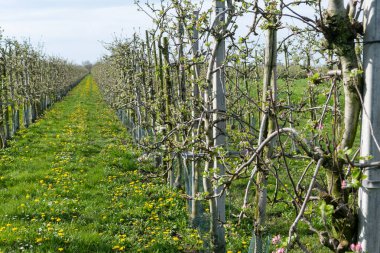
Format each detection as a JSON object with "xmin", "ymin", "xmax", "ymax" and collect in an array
[{"xmin": 58, "ymin": 229, "xmax": 64, "ymax": 237}]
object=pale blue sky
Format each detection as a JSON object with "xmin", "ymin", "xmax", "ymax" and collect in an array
[
  {"xmin": 0, "ymin": 0, "xmax": 153, "ymax": 64},
  {"xmin": 0, "ymin": 1, "xmax": 318, "ymax": 65}
]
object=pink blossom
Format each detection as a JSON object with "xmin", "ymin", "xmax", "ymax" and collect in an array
[
  {"xmin": 355, "ymin": 243, "xmax": 362, "ymax": 252},
  {"xmin": 272, "ymin": 235, "xmax": 281, "ymax": 245},
  {"xmin": 350, "ymin": 242, "xmax": 362, "ymax": 252},
  {"xmin": 342, "ymin": 180, "xmax": 347, "ymax": 189},
  {"xmin": 276, "ymin": 248, "xmax": 285, "ymax": 253},
  {"xmin": 316, "ymin": 123, "xmax": 324, "ymax": 130}
]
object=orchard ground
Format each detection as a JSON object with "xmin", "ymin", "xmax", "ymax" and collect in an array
[
  {"xmin": 0, "ymin": 76, "xmax": 329, "ymax": 252},
  {"xmin": 0, "ymin": 76, "xmax": 206, "ymax": 252}
]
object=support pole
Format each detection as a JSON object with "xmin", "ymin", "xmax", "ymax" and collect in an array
[
  {"xmin": 359, "ymin": 0, "xmax": 380, "ymax": 251},
  {"xmin": 212, "ymin": 0, "xmax": 226, "ymax": 252}
]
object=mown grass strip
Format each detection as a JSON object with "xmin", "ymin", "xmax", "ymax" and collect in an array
[{"xmin": 0, "ymin": 76, "xmax": 202, "ymax": 253}]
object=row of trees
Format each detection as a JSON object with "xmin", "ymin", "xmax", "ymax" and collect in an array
[
  {"xmin": 0, "ymin": 34, "xmax": 88, "ymax": 147},
  {"xmin": 93, "ymin": 0, "xmax": 376, "ymax": 252}
]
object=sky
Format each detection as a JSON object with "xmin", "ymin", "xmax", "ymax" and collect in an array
[
  {"xmin": 0, "ymin": 0, "xmax": 154, "ymax": 64},
  {"xmin": 0, "ymin": 0, "xmax": 319, "ymax": 65}
]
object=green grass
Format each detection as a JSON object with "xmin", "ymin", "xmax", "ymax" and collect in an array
[
  {"xmin": 0, "ymin": 76, "xmax": 202, "ymax": 253},
  {"xmin": 0, "ymin": 75, "xmax": 349, "ymax": 253}
]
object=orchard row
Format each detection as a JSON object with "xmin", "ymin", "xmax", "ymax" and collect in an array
[
  {"xmin": 0, "ymin": 35, "xmax": 88, "ymax": 147},
  {"xmin": 92, "ymin": 1, "xmax": 366, "ymax": 252}
]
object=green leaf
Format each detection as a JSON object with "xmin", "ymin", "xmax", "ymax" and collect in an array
[
  {"xmin": 352, "ymin": 168, "xmax": 361, "ymax": 179},
  {"xmin": 344, "ymin": 147, "xmax": 352, "ymax": 156},
  {"xmin": 319, "ymin": 200, "xmax": 334, "ymax": 219},
  {"xmin": 307, "ymin": 72, "xmax": 321, "ymax": 84},
  {"xmin": 351, "ymin": 178, "xmax": 361, "ymax": 189}
]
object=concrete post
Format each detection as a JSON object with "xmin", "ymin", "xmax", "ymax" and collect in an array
[
  {"xmin": 213, "ymin": 0, "xmax": 226, "ymax": 251},
  {"xmin": 359, "ymin": 0, "xmax": 380, "ymax": 251}
]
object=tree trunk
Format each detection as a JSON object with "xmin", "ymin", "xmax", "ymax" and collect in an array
[
  {"xmin": 190, "ymin": 10, "xmax": 202, "ymax": 228},
  {"xmin": 162, "ymin": 37, "xmax": 174, "ymax": 187},
  {"xmin": 254, "ymin": 25, "xmax": 277, "ymax": 253},
  {"xmin": 317, "ymin": 0, "xmax": 363, "ymax": 249}
]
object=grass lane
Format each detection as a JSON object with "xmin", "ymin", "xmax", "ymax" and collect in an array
[{"xmin": 0, "ymin": 76, "xmax": 202, "ymax": 253}]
